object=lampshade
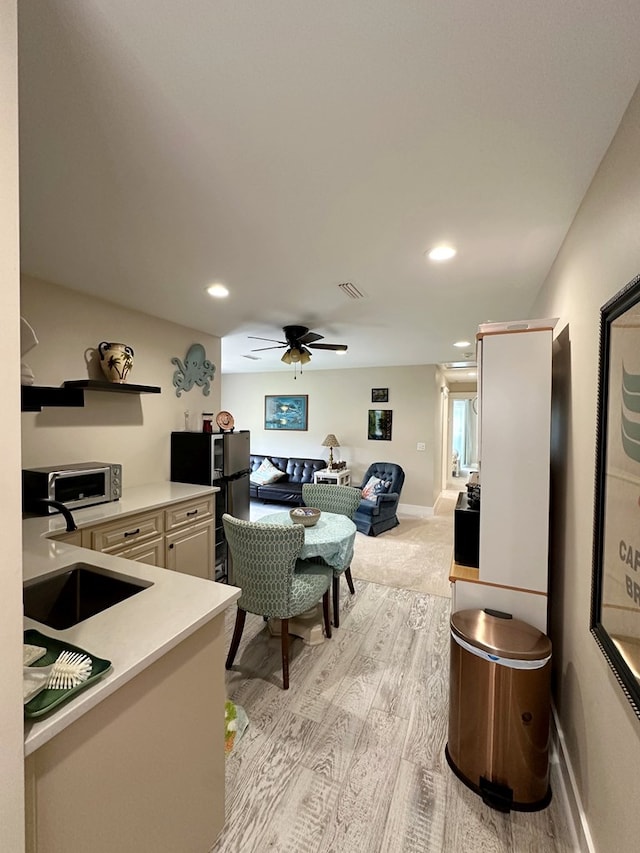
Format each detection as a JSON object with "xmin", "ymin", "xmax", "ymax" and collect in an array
[
  {"xmin": 281, "ymin": 346, "xmax": 312, "ymax": 366},
  {"xmin": 322, "ymin": 434, "xmax": 340, "ymax": 448}
]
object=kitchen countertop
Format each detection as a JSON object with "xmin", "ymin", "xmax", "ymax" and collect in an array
[{"xmin": 23, "ymin": 481, "xmax": 240, "ymax": 756}]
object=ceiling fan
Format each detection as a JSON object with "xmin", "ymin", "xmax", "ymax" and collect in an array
[{"xmin": 248, "ymin": 325, "xmax": 348, "ymax": 367}]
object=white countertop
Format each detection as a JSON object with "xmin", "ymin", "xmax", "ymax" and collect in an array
[{"xmin": 23, "ymin": 481, "xmax": 240, "ymax": 756}]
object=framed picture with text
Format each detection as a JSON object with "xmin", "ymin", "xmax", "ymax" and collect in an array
[{"xmin": 590, "ymin": 272, "xmax": 640, "ymax": 720}]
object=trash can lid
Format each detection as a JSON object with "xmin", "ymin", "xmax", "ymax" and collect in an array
[{"xmin": 450, "ymin": 608, "xmax": 551, "ymax": 661}]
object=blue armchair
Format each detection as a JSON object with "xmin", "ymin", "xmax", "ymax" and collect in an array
[{"xmin": 353, "ymin": 462, "xmax": 405, "ymax": 536}]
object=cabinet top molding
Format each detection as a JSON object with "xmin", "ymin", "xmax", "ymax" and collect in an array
[{"xmin": 477, "ymin": 318, "xmax": 558, "ymax": 339}]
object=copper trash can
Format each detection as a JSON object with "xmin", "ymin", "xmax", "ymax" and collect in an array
[{"xmin": 445, "ymin": 608, "xmax": 552, "ymax": 812}]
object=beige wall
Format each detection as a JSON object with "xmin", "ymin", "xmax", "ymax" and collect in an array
[
  {"xmin": 222, "ymin": 364, "xmax": 440, "ymax": 509},
  {"xmin": 533, "ymin": 83, "xmax": 640, "ymax": 852},
  {"xmin": 1, "ymin": 1, "xmax": 25, "ymax": 847},
  {"xmin": 21, "ymin": 276, "xmax": 221, "ymax": 486}
]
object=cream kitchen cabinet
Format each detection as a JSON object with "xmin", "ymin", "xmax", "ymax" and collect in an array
[
  {"xmin": 165, "ymin": 521, "xmax": 214, "ymax": 578},
  {"xmin": 82, "ymin": 509, "xmax": 165, "ymax": 558},
  {"xmin": 25, "ymin": 617, "xmax": 226, "ymax": 853},
  {"xmin": 116, "ymin": 536, "xmax": 166, "ymax": 566},
  {"xmin": 164, "ymin": 495, "xmax": 214, "ymax": 579},
  {"xmin": 77, "ymin": 495, "xmax": 215, "ymax": 579}
]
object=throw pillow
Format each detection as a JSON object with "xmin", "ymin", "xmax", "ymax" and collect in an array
[
  {"xmin": 250, "ymin": 458, "xmax": 286, "ymax": 486},
  {"xmin": 361, "ymin": 475, "xmax": 391, "ymax": 502}
]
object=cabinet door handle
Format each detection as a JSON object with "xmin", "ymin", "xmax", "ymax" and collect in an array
[
  {"xmin": 186, "ymin": 509, "xmax": 198, "ymax": 517},
  {"xmin": 124, "ymin": 528, "xmax": 141, "ymax": 537},
  {"xmin": 169, "ymin": 543, "xmax": 175, "ymax": 549}
]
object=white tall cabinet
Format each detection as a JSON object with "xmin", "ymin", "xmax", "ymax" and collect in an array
[{"xmin": 451, "ymin": 320, "xmax": 556, "ymax": 632}]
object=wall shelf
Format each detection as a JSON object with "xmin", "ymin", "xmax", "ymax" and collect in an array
[
  {"xmin": 21, "ymin": 381, "xmax": 161, "ymax": 412},
  {"xmin": 21, "ymin": 385, "xmax": 84, "ymax": 412},
  {"xmin": 63, "ymin": 380, "xmax": 161, "ymax": 395}
]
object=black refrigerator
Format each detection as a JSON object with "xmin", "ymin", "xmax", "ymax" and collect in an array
[{"xmin": 170, "ymin": 430, "xmax": 250, "ymax": 583}]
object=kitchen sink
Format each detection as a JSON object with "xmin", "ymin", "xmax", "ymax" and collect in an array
[{"xmin": 23, "ymin": 563, "xmax": 153, "ymax": 630}]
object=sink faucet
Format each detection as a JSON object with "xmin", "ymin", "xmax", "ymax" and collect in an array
[{"xmin": 38, "ymin": 499, "xmax": 78, "ymax": 532}]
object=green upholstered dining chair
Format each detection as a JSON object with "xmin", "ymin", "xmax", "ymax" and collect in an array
[
  {"xmin": 222, "ymin": 513, "xmax": 333, "ymax": 690},
  {"xmin": 301, "ymin": 483, "xmax": 361, "ymax": 628}
]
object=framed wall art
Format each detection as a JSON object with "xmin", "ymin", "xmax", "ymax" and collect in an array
[
  {"xmin": 368, "ymin": 409, "xmax": 392, "ymax": 441},
  {"xmin": 371, "ymin": 387, "xmax": 389, "ymax": 403},
  {"xmin": 265, "ymin": 395, "xmax": 309, "ymax": 431},
  {"xmin": 591, "ymin": 272, "xmax": 640, "ymax": 719}
]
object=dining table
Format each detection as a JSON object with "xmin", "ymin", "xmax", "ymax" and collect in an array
[{"xmin": 259, "ymin": 510, "xmax": 357, "ymax": 644}]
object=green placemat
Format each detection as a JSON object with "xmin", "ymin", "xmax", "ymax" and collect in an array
[{"xmin": 24, "ymin": 629, "xmax": 111, "ymax": 719}]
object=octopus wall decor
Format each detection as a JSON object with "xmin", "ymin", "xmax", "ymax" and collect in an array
[{"xmin": 171, "ymin": 343, "xmax": 216, "ymax": 397}]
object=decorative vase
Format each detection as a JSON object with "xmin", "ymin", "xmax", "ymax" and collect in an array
[{"xmin": 98, "ymin": 341, "xmax": 134, "ymax": 383}]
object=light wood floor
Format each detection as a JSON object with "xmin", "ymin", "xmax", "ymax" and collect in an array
[{"xmin": 212, "ymin": 579, "xmax": 575, "ymax": 852}]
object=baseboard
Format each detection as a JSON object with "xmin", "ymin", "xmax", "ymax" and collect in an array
[
  {"xmin": 397, "ymin": 502, "xmax": 434, "ymax": 517},
  {"xmin": 550, "ymin": 704, "xmax": 596, "ymax": 853}
]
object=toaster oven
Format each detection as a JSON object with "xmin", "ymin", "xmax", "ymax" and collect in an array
[{"xmin": 22, "ymin": 462, "xmax": 122, "ymax": 514}]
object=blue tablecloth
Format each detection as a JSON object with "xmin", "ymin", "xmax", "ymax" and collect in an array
[{"xmin": 259, "ymin": 511, "xmax": 356, "ymax": 572}]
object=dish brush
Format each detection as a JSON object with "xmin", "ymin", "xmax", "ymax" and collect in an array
[
  {"xmin": 23, "ymin": 651, "xmax": 93, "ymax": 703},
  {"xmin": 45, "ymin": 651, "xmax": 93, "ymax": 689}
]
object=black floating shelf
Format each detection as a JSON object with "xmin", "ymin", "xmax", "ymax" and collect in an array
[
  {"xmin": 63, "ymin": 380, "xmax": 161, "ymax": 394},
  {"xmin": 21, "ymin": 385, "xmax": 85, "ymax": 412},
  {"xmin": 22, "ymin": 381, "xmax": 162, "ymax": 411}
]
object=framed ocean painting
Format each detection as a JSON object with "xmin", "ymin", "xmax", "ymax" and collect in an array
[{"xmin": 265, "ymin": 395, "xmax": 309, "ymax": 431}]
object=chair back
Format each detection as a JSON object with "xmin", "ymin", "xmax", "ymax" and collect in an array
[
  {"xmin": 359, "ymin": 462, "xmax": 405, "ymax": 496},
  {"xmin": 222, "ymin": 514, "xmax": 304, "ymax": 617},
  {"xmin": 302, "ymin": 483, "xmax": 362, "ymax": 519}
]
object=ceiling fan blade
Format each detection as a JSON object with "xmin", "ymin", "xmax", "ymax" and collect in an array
[
  {"xmin": 299, "ymin": 331, "xmax": 324, "ymax": 345},
  {"xmin": 248, "ymin": 335, "xmax": 288, "ymax": 345},
  {"xmin": 308, "ymin": 342, "xmax": 348, "ymax": 351},
  {"xmin": 251, "ymin": 344, "xmax": 287, "ymax": 352}
]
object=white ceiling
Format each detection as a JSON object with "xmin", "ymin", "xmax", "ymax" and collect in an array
[{"xmin": 17, "ymin": 1, "xmax": 640, "ymax": 376}]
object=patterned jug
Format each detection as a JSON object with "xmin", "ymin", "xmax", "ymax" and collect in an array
[{"xmin": 98, "ymin": 341, "xmax": 134, "ymax": 383}]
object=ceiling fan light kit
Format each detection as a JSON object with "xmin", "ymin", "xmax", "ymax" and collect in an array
[{"xmin": 250, "ymin": 325, "xmax": 348, "ymax": 376}]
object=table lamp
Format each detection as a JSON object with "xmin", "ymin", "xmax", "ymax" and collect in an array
[{"xmin": 322, "ymin": 434, "xmax": 340, "ymax": 469}]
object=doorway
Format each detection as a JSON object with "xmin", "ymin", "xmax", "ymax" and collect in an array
[{"xmin": 447, "ymin": 393, "xmax": 478, "ymax": 488}]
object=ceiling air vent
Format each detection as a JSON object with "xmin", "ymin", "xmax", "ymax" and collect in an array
[{"xmin": 338, "ymin": 282, "xmax": 365, "ymax": 299}]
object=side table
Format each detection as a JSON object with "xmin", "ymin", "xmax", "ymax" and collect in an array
[{"xmin": 313, "ymin": 468, "xmax": 352, "ymax": 486}]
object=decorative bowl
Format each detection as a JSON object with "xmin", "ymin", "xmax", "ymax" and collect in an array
[{"xmin": 289, "ymin": 507, "xmax": 321, "ymax": 527}]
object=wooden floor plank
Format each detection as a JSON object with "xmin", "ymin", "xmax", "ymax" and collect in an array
[
  {"xmin": 317, "ymin": 708, "xmax": 409, "ymax": 853},
  {"xmin": 304, "ymin": 704, "xmax": 369, "ymax": 784},
  {"xmin": 357, "ymin": 587, "xmax": 414, "ymax": 662},
  {"xmin": 287, "ymin": 626, "xmax": 365, "ymax": 723},
  {"xmin": 258, "ymin": 768, "xmax": 342, "ymax": 853},
  {"xmin": 211, "ymin": 711, "xmax": 319, "ymax": 852},
  {"xmin": 343, "ymin": 580, "xmax": 390, "ymax": 633},
  {"xmin": 380, "ymin": 759, "xmax": 446, "ymax": 853}
]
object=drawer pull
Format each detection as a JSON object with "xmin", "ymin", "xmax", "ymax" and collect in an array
[
  {"xmin": 186, "ymin": 509, "xmax": 198, "ymax": 517},
  {"xmin": 124, "ymin": 528, "xmax": 141, "ymax": 537}
]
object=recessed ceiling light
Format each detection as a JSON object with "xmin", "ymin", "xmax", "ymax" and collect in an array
[
  {"xmin": 427, "ymin": 245, "xmax": 456, "ymax": 262},
  {"xmin": 206, "ymin": 283, "xmax": 229, "ymax": 298},
  {"xmin": 453, "ymin": 340, "xmax": 471, "ymax": 348}
]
